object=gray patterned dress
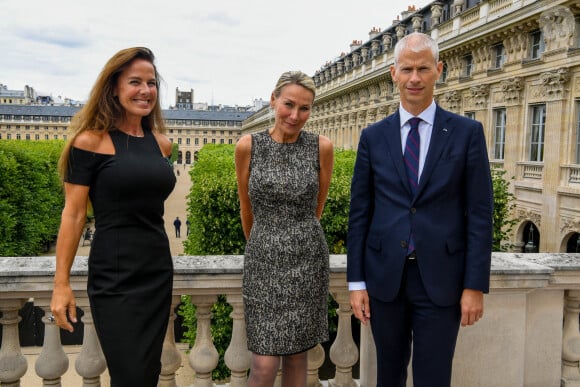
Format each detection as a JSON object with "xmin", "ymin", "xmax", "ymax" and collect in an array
[{"xmin": 243, "ymin": 129, "xmax": 329, "ymax": 355}]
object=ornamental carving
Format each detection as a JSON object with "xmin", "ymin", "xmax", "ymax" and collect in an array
[
  {"xmin": 531, "ymin": 68, "xmax": 570, "ymax": 100},
  {"xmin": 431, "ymin": 2, "xmax": 443, "ymax": 26},
  {"xmin": 395, "ymin": 24, "xmax": 406, "ymax": 40},
  {"xmin": 378, "ymin": 105, "xmax": 388, "ymax": 117},
  {"xmin": 453, "ymin": 0, "xmax": 464, "ymax": 15},
  {"xmin": 469, "ymin": 85, "xmax": 489, "ymax": 109},
  {"xmin": 539, "ymin": 6, "xmax": 575, "ymax": 52},
  {"xmin": 560, "ymin": 218, "xmax": 580, "ymax": 234},
  {"xmin": 371, "ymin": 40, "xmax": 381, "ymax": 57},
  {"xmin": 382, "ymin": 33, "xmax": 393, "ymax": 51},
  {"xmin": 412, "ymin": 15, "xmax": 423, "ymax": 32},
  {"xmin": 441, "ymin": 90, "xmax": 461, "ymax": 112},
  {"xmin": 517, "ymin": 209, "xmax": 541, "ymax": 228},
  {"xmin": 361, "ymin": 47, "xmax": 369, "ymax": 63},
  {"xmin": 367, "ymin": 108, "xmax": 377, "ymax": 124},
  {"xmin": 500, "ymin": 77, "xmax": 523, "ymax": 104},
  {"xmin": 504, "ymin": 32, "xmax": 527, "ymax": 62}
]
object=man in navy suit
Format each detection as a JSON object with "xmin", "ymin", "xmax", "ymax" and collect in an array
[{"xmin": 347, "ymin": 32, "xmax": 493, "ymax": 387}]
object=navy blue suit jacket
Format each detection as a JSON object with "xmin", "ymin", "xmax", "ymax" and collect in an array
[{"xmin": 347, "ymin": 106, "xmax": 493, "ymax": 307}]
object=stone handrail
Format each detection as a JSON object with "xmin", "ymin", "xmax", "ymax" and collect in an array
[{"xmin": 1, "ymin": 253, "xmax": 580, "ymax": 386}]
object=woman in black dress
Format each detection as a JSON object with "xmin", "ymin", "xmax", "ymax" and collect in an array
[{"xmin": 50, "ymin": 47, "xmax": 176, "ymax": 386}]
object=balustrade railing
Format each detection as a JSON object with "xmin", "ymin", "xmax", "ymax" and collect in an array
[{"xmin": 2, "ymin": 253, "xmax": 580, "ymax": 386}]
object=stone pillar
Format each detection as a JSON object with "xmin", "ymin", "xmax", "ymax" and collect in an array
[
  {"xmin": 74, "ymin": 299, "xmax": 106, "ymax": 387},
  {"xmin": 35, "ymin": 306, "xmax": 69, "ymax": 386},
  {"xmin": 562, "ymin": 290, "xmax": 580, "ymax": 386},
  {"xmin": 328, "ymin": 291, "xmax": 358, "ymax": 387},
  {"xmin": 359, "ymin": 323, "xmax": 377, "ymax": 387},
  {"xmin": 0, "ymin": 299, "xmax": 27, "ymax": 387},
  {"xmin": 188, "ymin": 295, "xmax": 219, "ymax": 387},
  {"xmin": 537, "ymin": 69, "xmax": 569, "ymax": 252},
  {"xmin": 223, "ymin": 294, "xmax": 251, "ymax": 387},
  {"xmin": 159, "ymin": 296, "xmax": 183, "ymax": 387},
  {"xmin": 307, "ymin": 344, "xmax": 325, "ymax": 387}
]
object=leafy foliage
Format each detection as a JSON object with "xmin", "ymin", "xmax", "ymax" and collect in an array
[
  {"xmin": 0, "ymin": 140, "xmax": 64, "ymax": 256},
  {"xmin": 321, "ymin": 149, "xmax": 356, "ymax": 253},
  {"xmin": 491, "ymin": 168, "xmax": 517, "ymax": 251},
  {"xmin": 183, "ymin": 144, "xmax": 245, "ymax": 255}
]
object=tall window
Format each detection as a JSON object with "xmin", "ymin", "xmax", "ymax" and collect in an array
[
  {"xmin": 576, "ymin": 101, "xmax": 580, "ymax": 163},
  {"xmin": 463, "ymin": 54, "xmax": 473, "ymax": 77},
  {"xmin": 439, "ymin": 61, "xmax": 448, "ymax": 83},
  {"xmin": 492, "ymin": 43, "xmax": 505, "ymax": 69},
  {"xmin": 493, "ymin": 108, "xmax": 506, "ymax": 160},
  {"xmin": 530, "ymin": 30, "xmax": 544, "ymax": 59},
  {"xmin": 529, "ymin": 105, "xmax": 546, "ymax": 162}
]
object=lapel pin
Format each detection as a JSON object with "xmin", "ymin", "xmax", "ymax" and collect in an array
[{"xmin": 443, "ymin": 128, "xmax": 448, "ymax": 132}]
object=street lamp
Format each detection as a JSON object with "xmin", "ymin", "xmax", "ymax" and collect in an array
[{"xmin": 524, "ymin": 224, "xmax": 538, "ymax": 253}]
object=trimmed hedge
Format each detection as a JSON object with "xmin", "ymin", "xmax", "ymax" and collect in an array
[
  {"xmin": 0, "ymin": 140, "xmax": 64, "ymax": 256},
  {"xmin": 184, "ymin": 144, "xmax": 356, "ymax": 256}
]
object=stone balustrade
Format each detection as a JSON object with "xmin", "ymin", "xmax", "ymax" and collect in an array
[{"xmin": 1, "ymin": 253, "xmax": 580, "ymax": 386}]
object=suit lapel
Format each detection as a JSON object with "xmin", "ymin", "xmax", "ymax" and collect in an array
[
  {"xmin": 416, "ymin": 106, "xmax": 454, "ymax": 198},
  {"xmin": 383, "ymin": 111, "xmax": 413, "ymax": 196}
]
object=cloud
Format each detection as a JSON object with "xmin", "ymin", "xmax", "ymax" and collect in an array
[{"xmin": 15, "ymin": 29, "xmax": 88, "ymax": 49}]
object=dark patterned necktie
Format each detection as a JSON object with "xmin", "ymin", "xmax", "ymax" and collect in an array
[
  {"xmin": 404, "ymin": 117, "xmax": 421, "ymax": 253},
  {"xmin": 404, "ymin": 117, "xmax": 421, "ymax": 195}
]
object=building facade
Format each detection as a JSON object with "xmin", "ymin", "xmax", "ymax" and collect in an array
[
  {"xmin": 0, "ymin": 105, "xmax": 251, "ymax": 164},
  {"xmin": 243, "ymin": 0, "xmax": 580, "ymax": 253}
]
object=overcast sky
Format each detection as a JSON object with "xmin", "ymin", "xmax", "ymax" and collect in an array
[{"xmin": 1, "ymin": 0, "xmax": 431, "ymax": 108}]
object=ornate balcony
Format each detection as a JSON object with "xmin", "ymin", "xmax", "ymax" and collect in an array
[{"xmin": 1, "ymin": 253, "xmax": 580, "ymax": 386}]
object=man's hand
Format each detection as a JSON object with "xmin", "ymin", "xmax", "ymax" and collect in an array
[
  {"xmin": 350, "ymin": 289, "xmax": 371, "ymax": 325},
  {"xmin": 460, "ymin": 288, "xmax": 484, "ymax": 327}
]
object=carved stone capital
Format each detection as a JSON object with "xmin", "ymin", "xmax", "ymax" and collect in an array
[
  {"xmin": 441, "ymin": 90, "xmax": 461, "ymax": 112},
  {"xmin": 532, "ymin": 68, "xmax": 570, "ymax": 100},
  {"xmin": 539, "ymin": 6, "xmax": 575, "ymax": 52},
  {"xmin": 470, "ymin": 84, "xmax": 489, "ymax": 109},
  {"xmin": 500, "ymin": 77, "xmax": 523, "ymax": 104}
]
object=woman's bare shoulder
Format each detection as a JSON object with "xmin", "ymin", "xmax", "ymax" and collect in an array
[{"xmin": 72, "ymin": 130, "xmax": 108, "ymax": 153}]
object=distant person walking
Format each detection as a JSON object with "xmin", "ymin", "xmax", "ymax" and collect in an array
[
  {"xmin": 186, "ymin": 218, "xmax": 190, "ymax": 236},
  {"xmin": 173, "ymin": 216, "xmax": 182, "ymax": 238}
]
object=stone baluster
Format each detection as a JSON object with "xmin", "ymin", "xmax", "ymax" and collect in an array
[
  {"xmin": 358, "ymin": 322, "xmax": 377, "ymax": 387},
  {"xmin": 74, "ymin": 299, "xmax": 106, "ymax": 386},
  {"xmin": 273, "ymin": 360, "xmax": 282, "ymax": 387},
  {"xmin": 562, "ymin": 290, "xmax": 580, "ymax": 385},
  {"xmin": 223, "ymin": 294, "xmax": 250, "ymax": 387},
  {"xmin": 328, "ymin": 291, "xmax": 358, "ymax": 387},
  {"xmin": 307, "ymin": 344, "xmax": 325, "ymax": 387},
  {"xmin": 35, "ymin": 306, "xmax": 69, "ymax": 386},
  {"xmin": 0, "ymin": 299, "xmax": 27, "ymax": 387},
  {"xmin": 159, "ymin": 296, "xmax": 183, "ymax": 387},
  {"xmin": 188, "ymin": 295, "xmax": 219, "ymax": 387}
]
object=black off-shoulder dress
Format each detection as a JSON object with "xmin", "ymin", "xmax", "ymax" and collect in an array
[{"xmin": 65, "ymin": 129, "xmax": 176, "ymax": 386}]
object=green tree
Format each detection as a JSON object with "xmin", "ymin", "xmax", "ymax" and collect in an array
[
  {"xmin": 491, "ymin": 168, "xmax": 517, "ymax": 251},
  {"xmin": 0, "ymin": 140, "xmax": 64, "ymax": 256}
]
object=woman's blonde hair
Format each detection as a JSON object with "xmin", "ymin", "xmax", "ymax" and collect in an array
[
  {"xmin": 272, "ymin": 71, "xmax": 316, "ymax": 99},
  {"xmin": 58, "ymin": 47, "xmax": 166, "ymax": 179}
]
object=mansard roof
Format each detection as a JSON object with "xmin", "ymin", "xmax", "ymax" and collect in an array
[{"xmin": 0, "ymin": 104, "xmax": 252, "ymax": 122}]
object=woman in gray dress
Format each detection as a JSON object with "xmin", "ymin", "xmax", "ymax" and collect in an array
[{"xmin": 235, "ymin": 71, "xmax": 334, "ymax": 387}]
